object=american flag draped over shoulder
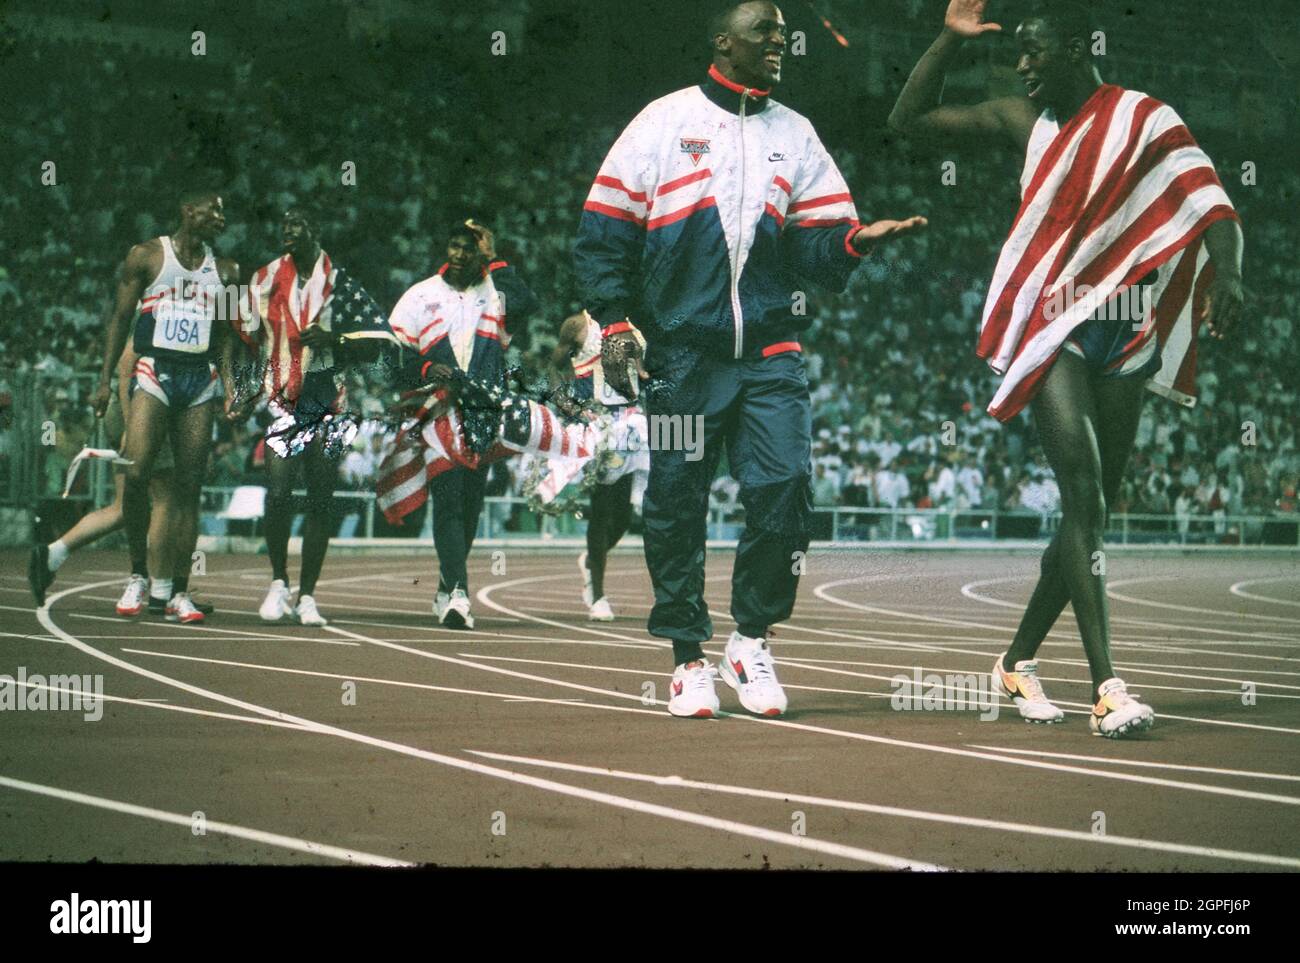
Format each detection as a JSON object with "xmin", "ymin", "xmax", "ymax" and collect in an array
[
  {"xmin": 238, "ymin": 252, "xmax": 388, "ymax": 403},
  {"xmin": 977, "ymin": 84, "xmax": 1239, "ymax": 421}
]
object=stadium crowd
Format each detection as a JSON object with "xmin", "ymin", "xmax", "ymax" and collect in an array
[{"xmin": 3, "ymin": 35, "xmax": 1297, "ymax": 532}]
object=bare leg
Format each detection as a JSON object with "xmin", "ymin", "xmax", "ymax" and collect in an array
[
  {"xmin": 59, "ymin": 474, "xmax": 125, "ymax": 552},
  {"xmin": 121, "ymin": 392, "xmax": 169, "ymax": 577},
  {"xmin": 1003, "ymin": 354, "xmax": 1148, "ymax": 695},
  {"xmin": 167, "ymin": 400, "xmax": 216, "ymax": 596},
  {"xmin": 149, "ymin": 470, "xmax": 175, "ymax": 581}
]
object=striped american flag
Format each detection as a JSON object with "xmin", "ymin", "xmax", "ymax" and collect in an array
[
  {"xmin": 239, "ymin": 252, "xmax": 387, "ymax": 406},
  {"xmin": 376, "ymin": 388, "xmax": 596, "ymax": 525},
  {"xmin": 978, "ymin": 84, "xmax": 1239, "ymax": 421}
]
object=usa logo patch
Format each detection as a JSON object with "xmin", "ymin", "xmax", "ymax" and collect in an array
[{"xmin": 680, "ymin": 138, "xmax": 711, "ymax": 167}]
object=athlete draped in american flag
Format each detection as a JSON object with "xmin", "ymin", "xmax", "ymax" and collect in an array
[
  {"xmin": 228, "ymin": 205, "xmax": 387, "ymax": 627},
  {"xmin": 890, "ymin": 0, "xmax": 1244, "ymax": 737},
  {"xmin": 379, "ymin": 219, "xmax": 546, "ymax": 629}
]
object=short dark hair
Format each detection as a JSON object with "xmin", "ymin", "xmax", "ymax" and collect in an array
[
  {"xmin": 707, "ymin": 0, "xmax": 756, "ymax": 44},
  {"xmin": 1023, "ymin": 1, "xmax": 1101, "ymax": 58},
  {"xmin": 178, "ymin": 188, "xmax": 217, "ymax": 210},
  {"xmin": 284, "ymin": 204, "xmax": 322, "ymax": 233}
]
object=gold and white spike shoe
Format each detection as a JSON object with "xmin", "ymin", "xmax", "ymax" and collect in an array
[
  {"xmin": 1090, "ymin": 678, "xmax": 1155, "ymax": 738},
  {"xmin": 993, "ymin": 655, "xmax": 1065, "ymax": 723}
]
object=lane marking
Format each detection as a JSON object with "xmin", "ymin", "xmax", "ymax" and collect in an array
[
  {"xmin": 1107, "ymin": 577, "xmax": 1300, "ymax": 627},
  {"xmin": 965, "ymin": 745, "xmax": 1300, "ymax": 782},
  {"xmin": 1231, "ymin": 578, "xmax": 1300, "ymax": 609},
  {"xmin": 1, "ymin": 678, "xmax": 307, "ymax": 731},
  {"xmin": 467, "ymin": 751, "xmax": 1300, "ymax": 870},
  {"xmin": 373, "ymin": 580, "xmax": 1300, "ymax": 803},
  {"xmin": 0, "ymin": 774, "xmax": 411, "ymax": 866},
  {"xmin": 38, "ymin": 579, "xmax": 933, "ymax": 870}
]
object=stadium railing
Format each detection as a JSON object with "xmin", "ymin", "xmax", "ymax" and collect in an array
[
  {"xmin": 189, "ymin": 488, "xmax": 1299, "ymax": 551},
  {"xmin": 3, "ymin": 368, "xmax": 1296, "ymax": 550}
]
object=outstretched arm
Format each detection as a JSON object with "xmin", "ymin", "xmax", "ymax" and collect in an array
[{"xmin": 886, "ymin": 0, "xmax": 1036, "ymax": 149}]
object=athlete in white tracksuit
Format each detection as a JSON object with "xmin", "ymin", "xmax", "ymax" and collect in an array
[{"xmin": 574, "ymin": 1, "xmax": 925, "ymax": 717}]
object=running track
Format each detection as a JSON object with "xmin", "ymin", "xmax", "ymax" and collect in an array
[{"xmin": 1, "ymin": 548, "xmax": 1297, "ymax": 870}]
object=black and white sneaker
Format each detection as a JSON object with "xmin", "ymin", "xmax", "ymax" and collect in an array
[{"xmin": 440, "ymin": 587, "xmax": 474, "ymax": 630}]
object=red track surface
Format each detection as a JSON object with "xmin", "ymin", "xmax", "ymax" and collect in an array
[{"xmin": 2, "ymin": 548, "xmax": 1297, "ymax": 870}]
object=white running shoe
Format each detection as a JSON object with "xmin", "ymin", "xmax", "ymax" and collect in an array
[
  {"xmin": 295, "ymin": 594, "xmax": 328, "ymax": 627},
  {"xmin": 165, "ymin": 593, "xmax": 205, "ymax": 624},
  {"xmin": 441, "ymin": 587, "xmax": 474, "ymax": 630},
  {"xmin": 993, "ymin": 655, "xmax": 1065, "ymax": 723},
  {"xmin": 719, "ymin": 632, "xmax": 788, "ymax": 717},
  {"xmin": 259, "ymin": 579, "xmax": 293, "ymax": 622},
  {"xmin": 115, "ymin": 575, "xmax": 149, "ymax": 616},
  {"xmin": 668, "ymin": 659, "xmax": 720, "ymax": 718},
  {"xmin": 588, "ymin": 597, "xmax": 614, "ymax": 622},
  {"xmin": 578, "ymin": 551, "xmax": 594, "ymax": 607},
  {"xmin": 434, "ymin": 591, "xmax": 450, "ymax": 620},
  {"xmin": 1090, "ymin": 678, "xmax": 1155, "ymax": 738}
]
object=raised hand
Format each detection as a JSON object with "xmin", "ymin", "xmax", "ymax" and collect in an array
[
  {"xmin": 944, "ymin": 0, "xmax": 1002, "ymax": 37},
  {"xmin": 465, "ymin": 219, "xmax": 497, "ymax": 260}
]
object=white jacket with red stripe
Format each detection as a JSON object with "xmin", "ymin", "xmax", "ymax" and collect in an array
[{"xmin": 574, "ymin": 65, "xmax": 865, "ymax": 359}]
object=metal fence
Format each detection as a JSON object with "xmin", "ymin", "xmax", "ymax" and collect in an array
[
  {"xmin": 4, "ymin": 369, "xmax": 1297, "ymax": 548},
  {"xmin": 1, "ymin": 370, "xmax": 113, "ymax": 511},
  {"xmin": 195, "ymin": 488, "xmax": 1300, "ymax": 548}
]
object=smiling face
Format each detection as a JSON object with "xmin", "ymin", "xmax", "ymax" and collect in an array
[
  {"xmin": 715, "ymin": 1, "xmax": 786, "ymax": 89},
  {"xmin": 1015, "ymin": 16, "xmax": 1088, "ymax": 108}
]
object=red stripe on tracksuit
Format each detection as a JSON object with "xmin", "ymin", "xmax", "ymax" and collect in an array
[
  {"xmin": 658, "ymin": 169, "xmax": 711, "ymax": 196},
  {"xmin": 584, "ymin": 200, "xmax": 645, "ymax": 225},
  {"xmin": 647, "ymin": 197, "xmax": 716, "ymax": 231}
]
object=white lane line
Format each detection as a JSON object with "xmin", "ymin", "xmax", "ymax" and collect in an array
[
  {"xmin": 467, "ymin": 751, "xmax": 1300, "ymax": 870},
  {"xmin": 120, "ymin": 648, "xmax": 681, "ymax": 713},
  {"xmin": 778, "ymin": 653, "xmax": 1300, "ymax": 697},
  {"xmin": 330, "ymin": 617, "xmax": 662, "ymax": 651},
  {"xmin": 400, "ymin": 579, "xmax": 1300, "ymax": 802},
  {"xmin": 2, "ymin": 678, "xmax": 308, "ymax": 731},
  {"xmin": 477, "ymin": 574, "xmax": 671, "ymax": 649},
  {"xmin": 828, "ymin": 575, "xmax": 1300, "ymax": 653},
  {"xmin": 959, "ymin": 577, "xmax": 1300, "ymax": 644},
  {"xmin": 458, "ymin": 653, "xmax": 892, "ymax": 700},
  {"xmin": 769, "ymin": 652, "xmax": 1300, "ymax": 696},
  {"xmin": 773, "ymin": 658, "xmax": 1300, "ymax": 711},
  {"xmin": 58, "ymin": 607, "xmax": 360, "ymax": 646},
  {"xmin": 41, "ymin": 579, "xmax": 932, "ymax": 870},
  {"xmin": 0, "ymin": 630, "xmax": 60, "ymax": 642},
  {"xmin": 0, "ymin": 774, "xmax": 412, "ymax": 866},
  {"xmin": 1231, "ymin": 578, "xmax": 1300, "ymax": 609},
  {"xmin": 1107, "ymin": 577, "xmax": 1300, "ymax": 627},
  {"xmin": 966, "ymin": 746, "xmax": 1300, "ymax": 783}
]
